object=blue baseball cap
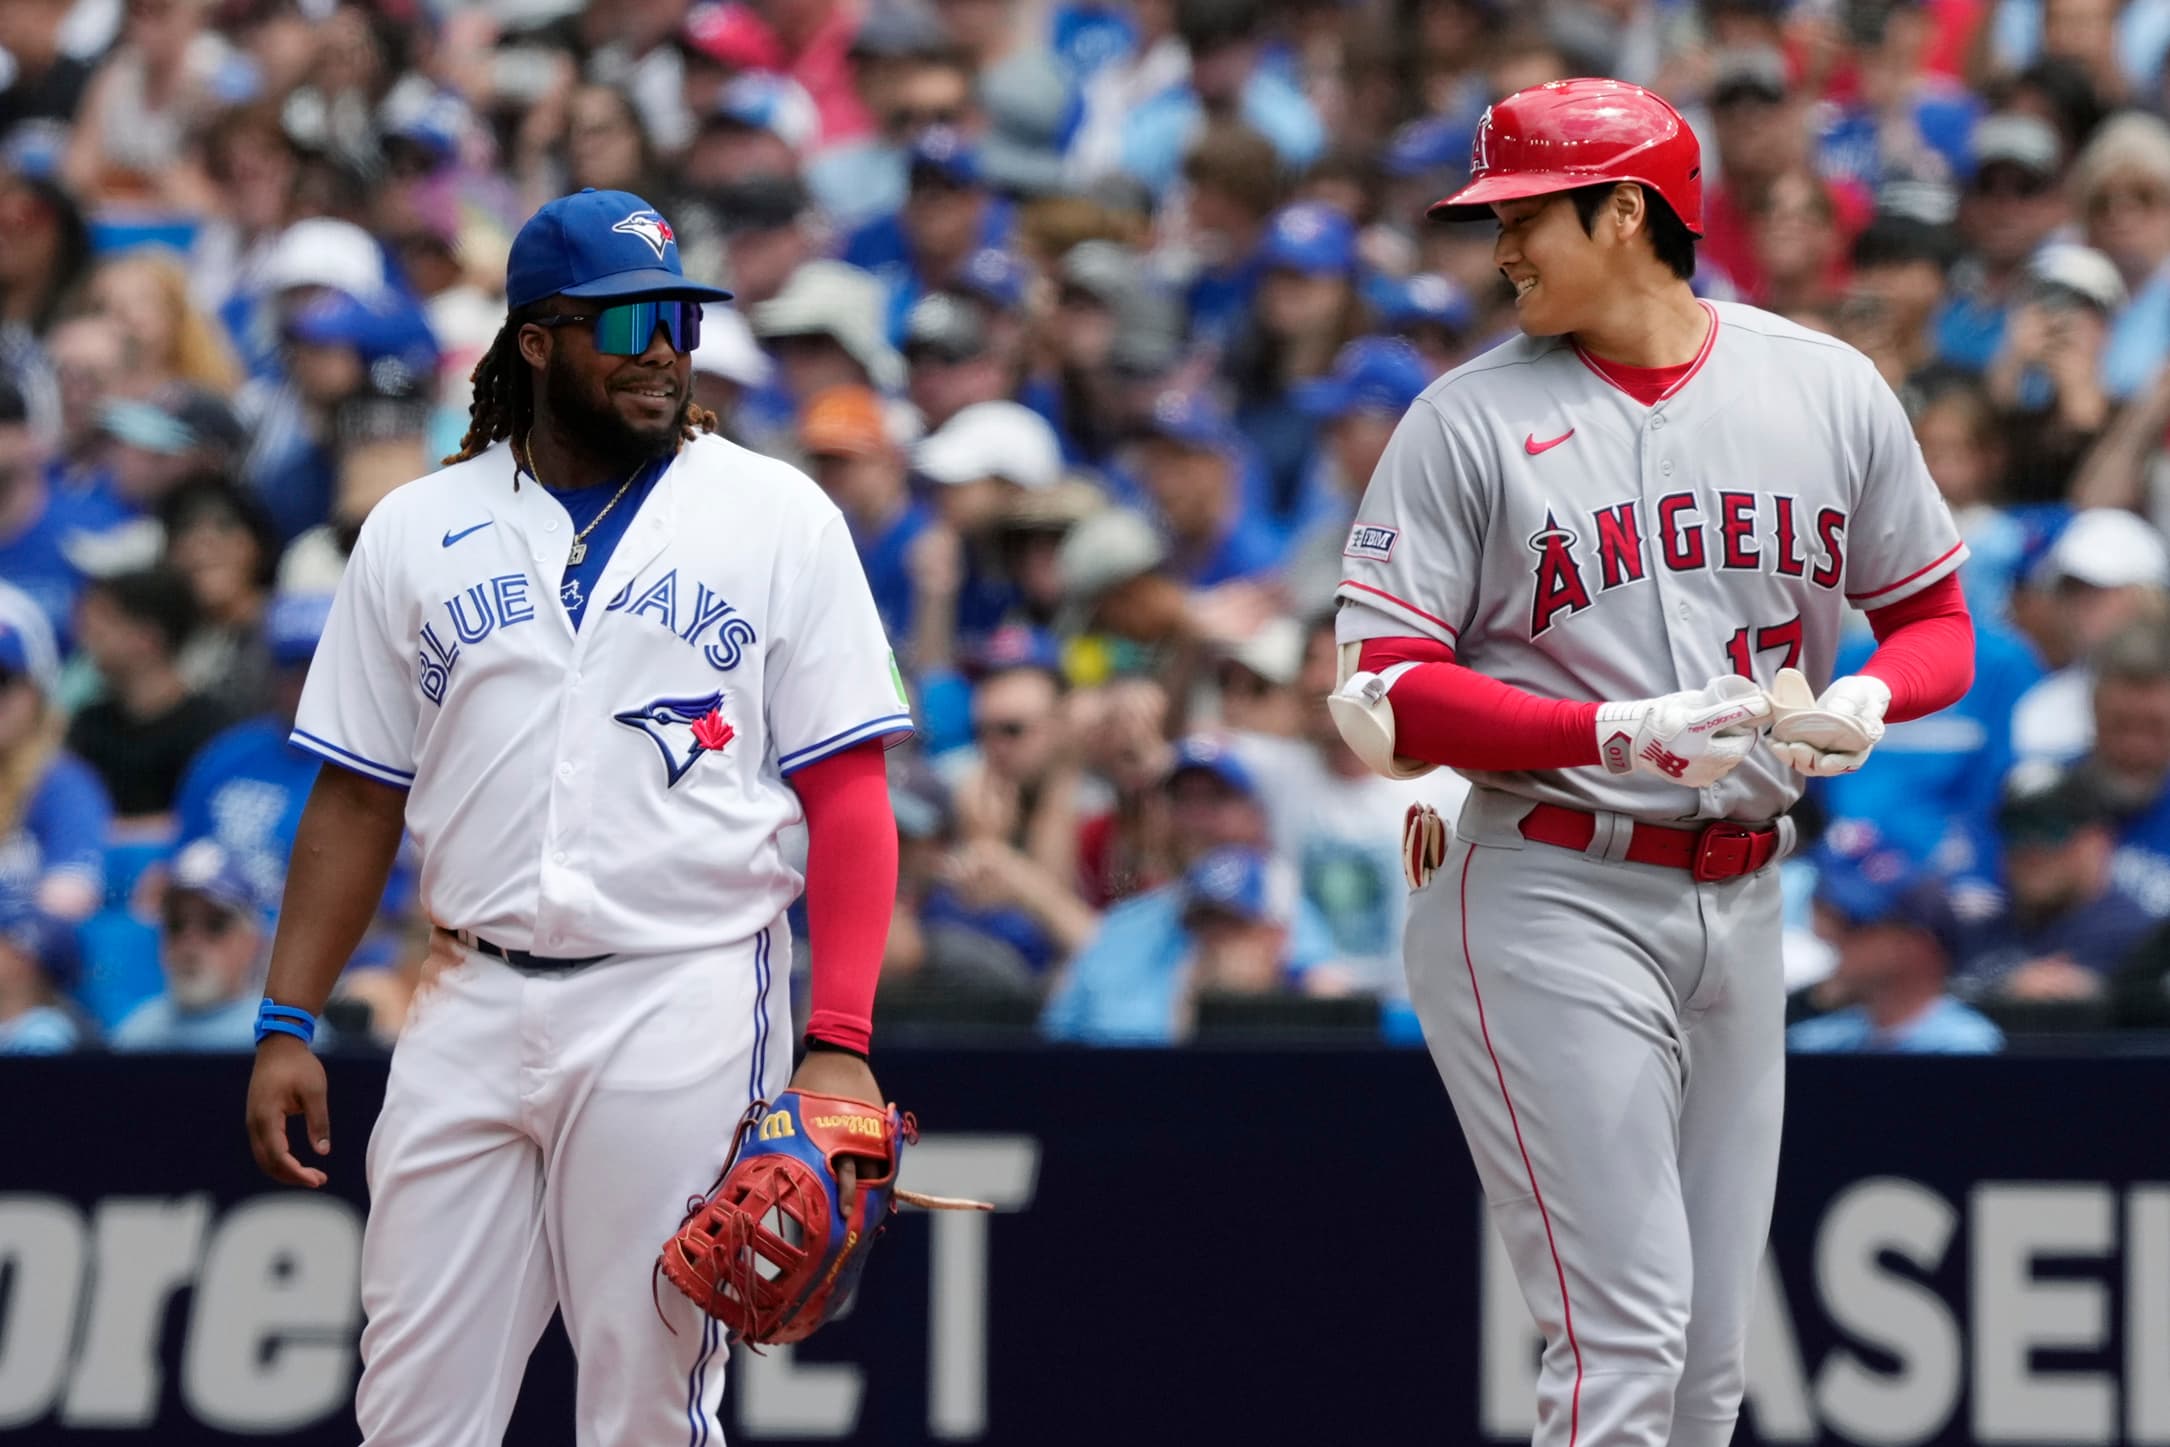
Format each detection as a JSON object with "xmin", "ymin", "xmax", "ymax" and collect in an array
[
  {"xmin": 1259, "ymin": 202, "xmax": 1358, "ymax": 276},
  {"xmin": 0, "ymin": 909, "xmax": 81, "ymax": 987},
  {"xmin": 1181, "ymin": 846, "xmax": 1274, "ymax": 923},
  {"xmin": 267, "ymin": 592, "xmax": 335, "ymax": 668},
  {"xmin": 955, "ymin": 246, "xmax": 1030, "ymax": 311},
  {"xmin": 1812, "ymin": 847, "xmax": 1963, "ymax": 957},
  {"xmin": 1294, "ymin": 337, "xmax": 1432, "ymax": 419},
  {"xmin": 1140, "ymin": 388, "xmax": 1239, "ymax": 451},
  {"xmin": 1168, "ymin": 734, "xmax": 1258, "ymax": 798},
  {"xmin": 288, "ymin": 290, "xmax": 440, "ymax": 368},
  {"xmin": 1382, "ymin": 115, "xmax": 1465, "ymax": 178},
  {"xmin": 966, "ymin": 623, "xmax": 1065, "ymax": 679},
  {"xmin": 167, "ymin": 838, "xmax": 266, "ymax": 920},
  {"xmin": 908, "ymin": 128, "xmax": 981, "ymax": 188},
  {"xmin": 506, "ymin": 189, "xmax": 733, "ymax": 309},
  {"xmin": 1381, "ymin": 271, "xmax": 1476, "ymax": 332}
]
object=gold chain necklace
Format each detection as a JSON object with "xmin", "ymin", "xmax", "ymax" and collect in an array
[{"xmin": 521, "ymin": 431, "xmax": 640, "ymax": 565}]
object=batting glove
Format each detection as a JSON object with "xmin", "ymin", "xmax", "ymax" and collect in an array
[
  {"xmin": 1595, "ymin": 675, "xmax": 1772, "ymax": 789},
  {"xmin": 1766, "ymin": 669, "xmax": 1890, "ymax": 777}
]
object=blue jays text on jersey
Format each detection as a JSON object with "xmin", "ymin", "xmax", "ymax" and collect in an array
[{"xmin": 416, "ymin": 567, "xmax": 761, "ymax": 704}]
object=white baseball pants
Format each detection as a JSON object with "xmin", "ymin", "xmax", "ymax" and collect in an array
[{"xmin": 354, "ymin": 924, "xmax": 792, "ymax": 1446}]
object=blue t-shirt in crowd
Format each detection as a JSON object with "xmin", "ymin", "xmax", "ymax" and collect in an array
[
  {"xmin": 852, "ymin": 499, "xmax": 935, "ymax": 643},
  {"xmin": 549, "ymin": 458, "xmax": 666, "ymax": 629},
  {"xmin": 2106, "ymin": 265, "xmax": 2170, "ymax": 401},
  {"xmin": 1956, "ymin": 883, "xmax": 2159, "ymax": 991},
  {"xmin": 1182, "ymin": 508, "xmax": 1288, "ymax": 588},
  {"xmin": 1040, "ymin": 882, "xmax": 1335, "ymax": 1045},
  {"xmin": 0, "ymin": 753, "xmax": 110, "ymax": 919},
  {"xmin": 0, "ymin": 483, "xmax": 135, "ymax": 647},
  {"xmin": 841, "ymin": 199, "xmax": 1017, "ymax": 344},
  {"xmin": 110, "ymin": 993, "xmax": 260, "ymax": 1052},
  {"xmin": 0, "ymin": 1006, "xmax": 79, "ymax": 1054},
  {"xmin": 1821, "ymin": 617, "xmax": 2042, "ymax": 875},
  {"xmin": 1787, "ymin": 997, "xmax": 2004, "ymax": 1054},
  {"xmin": 1186, "ymin": 254, "xmax": 1264, "ymax": 355},
  {"xmin": 2103, "ymin": 781, "xmax": 2170, "ymax": 918}
]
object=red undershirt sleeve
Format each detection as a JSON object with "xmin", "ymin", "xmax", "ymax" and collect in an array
[
  {"xmin": 1356, "ymin": 637, "xmax": 1602, "ymax": 771},
  {"xmin": 1858, "ymin": 572, "xmax": 1975, "ymax": 723},
  {"xmin": 787, "ymin": 737, "xmax": 894, "ymax": 1054}
]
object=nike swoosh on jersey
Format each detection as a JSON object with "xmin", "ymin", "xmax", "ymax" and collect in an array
[
  {"xmin": 1524, "ymin": 429, "xmax": 1575, "ymax": 455},
  {"xmin": 442, "ymin": 520, "xmax": 494, "ymax": 547}
]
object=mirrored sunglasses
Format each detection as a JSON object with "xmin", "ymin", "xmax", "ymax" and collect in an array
[{"xmin": 533, "ymin": 300, "xmax": 704, "ymax": 356}]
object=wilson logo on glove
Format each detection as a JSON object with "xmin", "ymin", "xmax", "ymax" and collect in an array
[{"xmin": 655, "ymin": 1089, "xmax": 989, "ymax": 1347}]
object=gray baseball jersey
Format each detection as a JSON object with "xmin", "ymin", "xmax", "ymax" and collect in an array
[
  {"xmin": 1334, "ymin": 300, "xmax": 1966, "ymax": 821},
  {"xmin": 1344, "ymin": 301, "xmax": 1968, "ymax": 1447}
]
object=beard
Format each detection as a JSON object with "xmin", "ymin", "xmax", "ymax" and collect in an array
[{"xmin": 543, "ymin": 353, "xmax": 688, "ymax": 465}]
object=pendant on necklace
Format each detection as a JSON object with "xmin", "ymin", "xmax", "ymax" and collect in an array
[{"xmin": 568, "ymin": 540, "xmax": 588, "ymax": 565}]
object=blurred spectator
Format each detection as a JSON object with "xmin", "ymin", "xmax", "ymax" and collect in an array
[
  {"xmin": 1788, "ymin": 851, "xmax": 2004, "ymax": 1054},
  {"xmin": 1751, "ymin": 167, "xmax": 1844, "ymax": 320},
  {"xmin": 1129, "ymin": 388, "xmax": 1283, "ymax": 586},
  {"xmin": 2072, "ymin": 113, "xmax": 2170, "ymax": 399},
  {"xmin": 1700, "ymin": 45, "xmax": 1867, "ymax": 304},
  {"xmin": 1987, "ymin": 243, "xmax": 2121, "ymax": 502},
  {"xmin": 1210, "ymin": 616, "xmax": 1305, "ymax": 738},
  {"xmin": 707, "ymin": 175, "xmax": 820, "ymax": 309},
  {"xmin": 0, "ymin": 376, "xmax": 134, "ymax": 646},
  {"xmin": 799, "ymin": 382, "xmax": 928, "ymax": 641},
  {"xmin": 1283, "ymin": 336, "xmax": 1432, "ymax": 611},
  {"xmin": 751, "ymin": 258, "xmax": 905, "ymax": 405},
  {"xmin": 1229, "ymin": 201, "xmax": 1367, "ymax": 522},
  {"xmin": 1910, "ymin": 378, "xmax": 2027, "ymax": 612},
  {"xmin": 0, "ymin": 171, "xmax": 91, "ymax": 406},
  {"xmin": 1118, "ymin": 0, "xmax": 1323, "ymax": 197},
  {"xmin": 1378, "ymin": 271, "xmax": 1478, "ymax": 379},
  {"xmin": 41, "ymin": 313, "xmax": 126, "ymax": 499},
  {"xmin": 2071, "ymin": 621, "xmax": 2170, "ymax": 916},
  {"xmin": 914, "ymin": 399, "xmax": 1066, "ymax": 659},
  {"xmin": 845, "ymin": 128, "xmax": 1010, "ymax": 342},
  {"xmin": 2011, "ymin": 508, "xmax": 2170, "ymax": 763},
  {"xmin": 0, "ymin": 0, "xmax": 94, "ymax": 168},
  {"xmin": 904, "ymin": 289, "xmax": 1009, "ymax": 431},
  {"xmin": 1839, "ymin": 215, "xmax": 1963, "ymax": 403},
  {"xmin": 683, "ymin": 72, "xmax": 819, "ymax": 191},
  {"xmin": 1232, "ymin": 614, "xmax": 1467, "ymax": 994},
  {"xmin": 1042, "ymin": 738, "xmax": 1337, "ymax": 1043},
  {"xmin": 100, "ymin": 382, "xmax": 247, "ymax": 520},
  {"xmin": 1019, "ymin": 238, "xmax": 1145, "ymax": 468},
  {"xmin": 66, "ymin": 566, "xmax": 234, "ymax": 830},
  {"xmin": 88, "ymin": 249, "xmax": 245, "ymax": 398},
  {"xmin": 1956, "ymin": 765, "xmax": 2156, "ymax": 1005},
  {"xmin": 1177, "ymin": 121, "xmax": 1283, "ymax": 350},
  {"xmin": 0, "ymin": 582, "xmax": 107, "ymax": 926},
  {"xmin": 1935, "ymin": 112, "xmax": 2070, "ymax": 373},
  {"xmin": 160, "ymin": 474, "xmax": 279, "ymax": 717},
  {"xmin": 110, "ymin": 837, "xmax": 265, "ymax": 1051},
  {"xmin": 0, "ymin": 912, "xmax": 82, "ymax": 1054},
  {"xmin": 59, "ymin": 0, "xmax": 230, "ymax": 214}
]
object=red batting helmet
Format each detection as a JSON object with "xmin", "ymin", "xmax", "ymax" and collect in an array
[{"xmin": 1429, "ymin": 78, "xmax": 1704, "ymax": 237}]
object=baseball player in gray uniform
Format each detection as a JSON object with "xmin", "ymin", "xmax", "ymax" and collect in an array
[{"xmin": 1328, "ymin": 81, "xmax": 1978, "ymax": 1446}]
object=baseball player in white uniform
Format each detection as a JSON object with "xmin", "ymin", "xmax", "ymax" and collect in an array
[
  {"xmin": 244, "ymin": 189, "xmax": 912, "ymax": 1444},
  {"xmin": 1328, "ymin": 82, "xmax": 1977, "ymax": 1445}
]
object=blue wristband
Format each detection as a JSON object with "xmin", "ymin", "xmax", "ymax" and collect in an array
[{"xmin": 255, "ymin": 1000, "xmax": 316, "ymax": 1046}]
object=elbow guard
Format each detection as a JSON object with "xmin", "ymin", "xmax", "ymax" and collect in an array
[{"xmin": 1326, "ymin": 643, "xmax": 1436, "ymax": 780}]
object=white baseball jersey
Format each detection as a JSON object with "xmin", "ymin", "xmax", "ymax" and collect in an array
[
  {"xmin": 1335, "ymin": 300, "xmax": 1965, "ymax": 822},
  {"xmin": 292, "ymin": 433, "xmax": 913, "ymax": 956}
]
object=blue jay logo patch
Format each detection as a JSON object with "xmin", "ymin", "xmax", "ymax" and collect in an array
[
  {"xmin": 614, "ymin": 692, "xmax": 735, "ymax": 787},
  {"xmin": 611, "ymin": 211, "xmax": 675, "ymax": 258}
]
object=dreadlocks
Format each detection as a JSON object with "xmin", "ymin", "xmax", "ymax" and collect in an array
[{"xmin": 444, "ymin": 312, "xmax": 721, "ymax": 466}]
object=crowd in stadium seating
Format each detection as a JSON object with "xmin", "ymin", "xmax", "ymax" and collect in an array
[{"xmin": 10, "ymin": 0, "xmax": 2170, "ymax": 1055}]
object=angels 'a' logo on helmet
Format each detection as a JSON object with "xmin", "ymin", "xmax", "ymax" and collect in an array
[
  {"xmin": 1471, "ymin": 108, "xmax": 1495, "ymax": 172},
  {"xmin": 611, "ymin": 211, "xmax": 676, "ymax": 258}
]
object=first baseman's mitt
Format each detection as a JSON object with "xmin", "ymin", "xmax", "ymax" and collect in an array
[{"xmin": 656, "ymin": 1089, "xmax": 987, "ymax": 1346}]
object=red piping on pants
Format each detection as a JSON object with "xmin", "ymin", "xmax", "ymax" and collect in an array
[{"xmin": 1460, "ymin": 847, "xmax": 1583, "ymax": 1445}]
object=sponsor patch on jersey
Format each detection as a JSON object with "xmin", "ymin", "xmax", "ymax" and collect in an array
[{"xmin": 1344, "ymin": 523, "xmax": 1399, "ymax": 562}]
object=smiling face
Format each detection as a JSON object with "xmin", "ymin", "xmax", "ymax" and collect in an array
[
  {"xmin": 1491, "ymin": 191, "xmax": 1613, "ymax": 337},
  {"xmin": 522, "ymin": 296, "xmax": 692, "ymax": 463}
]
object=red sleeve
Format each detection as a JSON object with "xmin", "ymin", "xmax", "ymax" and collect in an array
[
  {"xmin": 1356, "ymin": 637, "xmax": 1602, "ymax": 771},
  {"xmin": 1859, "ymin": 572, "xmax": 1975, "ymax": 723},
  {"xmin": 788, "ymin": 738, "xmax": 895, "ymax": 1054}
]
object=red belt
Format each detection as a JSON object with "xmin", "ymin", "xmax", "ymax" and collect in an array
[{"xmin": 1518, "ymin": 803, "xmax": 1779, "ymax": 882}]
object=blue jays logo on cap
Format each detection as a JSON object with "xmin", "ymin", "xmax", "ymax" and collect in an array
[
  {"xmin": 614, "ymin": 691, "xmax": 737, "ymax": 787},
  {"xmin": 506, "ymin": 189, "xmax": 733, "ymax": 310},
  {"xmin": 612, "ymin": 210, "xmax": 676, "ymax": 258}
]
